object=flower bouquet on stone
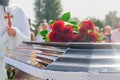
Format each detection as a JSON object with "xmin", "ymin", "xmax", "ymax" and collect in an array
[{"xmin": 39, "ymin": 12, "xmax": 102, "ymax": 42}]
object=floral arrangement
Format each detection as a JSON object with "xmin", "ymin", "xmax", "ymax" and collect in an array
[{"xmin": 40, "ymin": 12, "xmax": 102, "ymax": 42}]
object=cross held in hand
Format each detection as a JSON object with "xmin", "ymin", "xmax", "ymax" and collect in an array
[{"xmin": 4, "ymin": 12, "xmax": 13, "ymax": 28}]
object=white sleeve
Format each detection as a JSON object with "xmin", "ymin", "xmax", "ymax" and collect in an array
[
  {"xmin": 0, "ymin": 32, "xmax": 9, "ymax": 49},
  {"xmin": 111, "ymin": 31, "xmax": 115, "ymax": 42},
  {"xmin": 8, "ymin": 7, "xmax": 30, "ymax": 49}
]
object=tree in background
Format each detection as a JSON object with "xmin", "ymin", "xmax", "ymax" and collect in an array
[
  {"xmin": 33, "ymin": 0, "xmax": 62, "ymax": 35},
  {"xmin": 90, "ymin": 17, "xmax": 104, "ymax": 29},
  {"xmin": 34, "ymin": 0, "xmax": 46, "ymax": 25},
  {"xmin": 44, "ymin": 0, "xmax": 62, "ymax": 22},
  {"xmin": 34, "ymin": 0, "xmax": 62, "ymax": 25},
  {"xmin": 104, "ymin": 11, "xmax": 120, "ymax": 29}
]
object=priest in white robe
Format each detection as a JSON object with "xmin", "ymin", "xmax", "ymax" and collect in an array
[{"xmin": 0, "ymin": 0, "xmax": 30, "ymax": 79}]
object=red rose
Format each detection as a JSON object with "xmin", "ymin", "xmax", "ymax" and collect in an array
[
  {"xmin": 79, "ymin": 26, "xmax": 88, "ymax": 36},
  {"xmin": 81, "ymin": 20, "xmax": 94, "ymax": 30},
  {"xmin": 87, "ymin": 32, "xmax": 98, "ymax": 42},
  {"xmin": 55, "ymin": 37, "xmax": 65, "ymax": 42},
  {"xmin": 52, "ymin": 20, "xmax": 64, "ymax": 32},
  {"xmin": 49, "ymin": 25, "xmax": 74, "ymax": 42},
  {"xmin": 62, "ymin": 26, "xmax": 73, "ymax": 36},
  {"xmin": 60, "ymin": 26, "xmax": 74, "ymax": 42},
  {"xmin": 61, "ymin": 35, "xmax": 74, "ymax": 42},
  {"xmin": 48, "ymin": 31, "xmax": 61, "ymax": 42},
  {"xmin": 74, "ymin": 34, "xmax": 85, "ymax": 42}
]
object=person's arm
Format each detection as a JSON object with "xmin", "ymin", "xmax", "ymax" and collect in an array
[
  {"xmin": 7, "ymin": 26, "xmax": 16, "ymax": 37},
  {"xmin": 111, "ymin": 32, "xmax": 114, "ymax": 43},
  {"xmin": 0, "ymin": 31, "xmax": 9, "ymax": 49},
  {"xmin": 8, "ymin": 7, "xmax": 30, "ymax": 48}
]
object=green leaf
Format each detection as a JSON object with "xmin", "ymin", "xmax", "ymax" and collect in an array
[
  {"xmin": 61, "ymin": 12, "xmax": 71, "ymax": 22},
  {"xmin": 72, "ymin": 25, "xmax": 79, "ymax": 31},
  {"xmin": 39, "ymin": 30, "xmax": 48, "ymax": 37},
  {"xmin": 49, "ymin": 20, "xmax": 55, "ymax": 25},
  {"xmin": 69, "ymin": 21, "xmax": 77, "ymax": 25},
  {"xmin": 78, "ymin": 22, "xmax": 82, "ymax": 27},
  {"xmin": 98, "ymin": 37, "xmax": 103, "ymax": 42},
  {"xmin": 94, "ymin": 32, "xmax": 103, "ymax": 42},
  {"xmin": 65, "ymin": 22, "xmax": 73, "ymax": 26},
  {"xmin": 88, "ymin": 30, "xmax": 93, "ymax": 33},
  {"xmin": 45, "ymin": 35, "xmax": 50, "ymax": 42}
]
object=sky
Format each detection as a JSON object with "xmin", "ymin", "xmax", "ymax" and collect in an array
[{"xmin": 10, "ymin": 0, "xmax": 120, "ymax": 23}]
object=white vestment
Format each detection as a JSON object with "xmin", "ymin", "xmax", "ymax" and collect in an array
[
  {"xmin": 111, "ymin": 29, "xmax": 120, "ymax": 43},
  {"xmin": 0, "ymin": 4, "xmax": 30, "ymax": 80}
]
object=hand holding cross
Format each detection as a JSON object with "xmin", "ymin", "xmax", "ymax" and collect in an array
[
  {"xmin": 4, "ymin": 12, "xmax": 16, "ymax": 37},
  {"xmin": 4, "ymin": 12, "xmax": 13, "ymax": 28}
]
